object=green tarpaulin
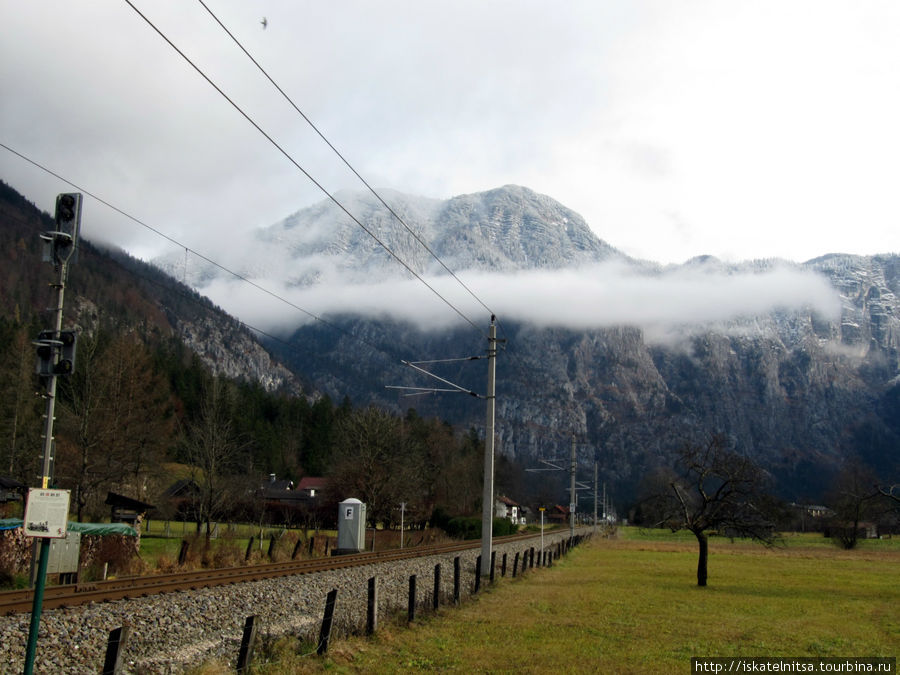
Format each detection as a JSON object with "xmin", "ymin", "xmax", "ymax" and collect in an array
[{"xmin": 0, "ymin": 518, "xmax": 137, "ymax": 536}]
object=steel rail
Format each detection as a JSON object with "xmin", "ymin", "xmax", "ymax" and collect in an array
[{"xmin": 0, "ymin": 531, "xmax": 556, "ymax": 615}]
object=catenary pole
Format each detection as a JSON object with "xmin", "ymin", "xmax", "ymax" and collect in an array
[
  {"xmin": 480, "ymin": 317, "xmax": 497, "ymax": 576},
  {"xmin": 569, "ymin": 434, "xmax": 576, "ymax": 538}
]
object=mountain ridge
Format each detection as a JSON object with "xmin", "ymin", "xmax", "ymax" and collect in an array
[
  {"xmin": 216, "ymin": 185, "xmax": 899, "ymax": 500},
  {"xmin": 4, "ymin": 179, "xmax": 898, "ymax": 503}
]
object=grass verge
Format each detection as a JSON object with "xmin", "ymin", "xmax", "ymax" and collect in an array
[{"xmin": 237, "ymin": 529, "xmax": 899, "ymax": 674}]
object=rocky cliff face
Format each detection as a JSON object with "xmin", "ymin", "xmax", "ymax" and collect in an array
[
  {"xmin": 240, "ymin": 187, "xmax": 899, "ymax": 501},
  {"xmin": 147, "ymin": 184, "xmax": 900, "ymax": 501}
]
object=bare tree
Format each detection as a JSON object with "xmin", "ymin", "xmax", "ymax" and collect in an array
[
  {"xmin": 0, "ymin": 322, "xmax": 42, "ymax": 483},
  {"xmin": 182, "ymin": 376, "xmax": 241, "ymax": 538},
  {"xmin": 57, "ymin": 332, "xmax": 171, "ymax": 520},
  {"xmin": 327, "ymin": 406, "xmax": 427, "ymax": 527},
  {"xmin": 826, "ymin": 460, "xmax": 884, "ymax": 549},
  {"xmin": 878, "ymin": 484, "xmax": 900, "ymax": 504},
  {"xmin": 650, "ymin": 435, "xmax": 778, "ymax": 587}
]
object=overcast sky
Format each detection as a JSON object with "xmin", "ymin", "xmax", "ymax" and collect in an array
[{"xmin": 3, "ymin": 0, "xmax": 899, "ymax": 270}]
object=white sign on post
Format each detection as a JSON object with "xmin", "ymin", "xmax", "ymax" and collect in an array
[{"xmin": 23, "ymin": 488, "xmax": 70, "ymax": 538}]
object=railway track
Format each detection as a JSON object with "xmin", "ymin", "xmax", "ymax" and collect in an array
[{"xmin": 0, "ymin": 531, "xmax": 555, "ymax": 615}]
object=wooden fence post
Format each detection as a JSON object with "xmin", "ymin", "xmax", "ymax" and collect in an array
[
  {"xmin": 512, "ymin": 551, "xmax": 520, "ymax": 578},
  {"xmin": 501, "ymin": 552, "xmax": 507, "ymax": 577},
  {"xmin": 292, "ymin": 539, "xmax": 303, "ymax": 560},
  {"xmin": 433, "ymin": 564, "xmax": 441, "ymax": 610},
  {"xmin": 101, "ymin": 624, "xmax": 130, "ymax": 675},
  {"xmin": 453, "ymin": 556, "xmax": 461, "ymax": 605},
  {"xmin": 178, "ymin": 540, "xmax": 189, "ymax": 566},
  {"xmin": 244, "ymin": 536, "xmax": 254, "ymax": 562},
  {"xmin": 474, "ymin": 556, "xmax": 481, "ymax": 593},
  {"xmin": 236, "ymin": 615, "xmax": 258, "ymax": 673},
  {"xmin": 408, "ymin": 575, "xmax": 417, "ymax": 623},
  {"xmin": 490, "ymin": 551, "xmax": 496, "ymax": 583},
  {"xmin": 367, "ymin": 576, "xmax": 378, "ymax": 635},
  {"xmin": 317, "ymin": 589, "xmax": 338, "ymax": 655}
]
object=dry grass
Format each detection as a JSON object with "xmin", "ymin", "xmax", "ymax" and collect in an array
[{"xmin": 234, "ymin": 529, "xmax": 899, "ymax": 674}]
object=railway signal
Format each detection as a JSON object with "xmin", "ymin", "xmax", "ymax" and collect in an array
[
  {"xmin": 33, "ymin": 330, "xmax": 77, "ymax": 377},
  {"xmin": 26, "ymin": 193, "xmax": 82, "ymax": 675}
]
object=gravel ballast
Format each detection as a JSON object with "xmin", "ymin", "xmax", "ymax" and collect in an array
[{"xmin": 1, "ymin": 531, "xmax": 582, "ymax": 673}]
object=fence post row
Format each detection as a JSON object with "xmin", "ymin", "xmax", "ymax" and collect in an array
[{"xmin": 87, "ymin": 533, "xmax": 595, "ymax": 669}]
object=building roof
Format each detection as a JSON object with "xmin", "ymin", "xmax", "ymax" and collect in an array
[
  {"xmin": 0, "ymin": 476, "xmax": 25, "ymax": 490},
  {"xmin": 297, "ymin": 476, "xmax": 327, "ymax": 491},
  {"xmin": 162, "ymin": 479, "xmax": 200, "ymax": 498},
  {"xmin": 105, "ymin": 491, "xmax": 156, "ymax": 512}
]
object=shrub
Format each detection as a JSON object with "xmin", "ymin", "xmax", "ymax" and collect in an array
[{"xmin": 443, "ymin": 517, "xmax": 518, "ymax": 540}]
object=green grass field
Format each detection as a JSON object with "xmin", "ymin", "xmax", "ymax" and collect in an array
[{"xmin": 231, "ymin": 528, "xmax": 899, "ymax": 674}]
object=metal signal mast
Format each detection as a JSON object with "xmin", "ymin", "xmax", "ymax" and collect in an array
[{"xmin": 24, "ymin": 193, "xmax": 82, "ymax": 675}]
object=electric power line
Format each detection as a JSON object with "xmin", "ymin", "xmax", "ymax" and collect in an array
[
  {"xmin": 1, "ymin": 144, "xmax": 602, "ymax": 455},
  {"xmin": 0, "ymin": 140, "xmax": 400, "ymax": 358},
  {"xmin": 195, "ymin": 0, "xmax": 497, "ymax": 323},
  {"xmin": 124, "ymin": 0, "xmax": 485, "ymax": 337}
]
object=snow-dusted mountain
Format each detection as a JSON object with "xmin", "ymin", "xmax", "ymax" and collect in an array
[
  {"xmin": 155, "ymin": 185, "xmax": 900, "ymax": 501},
  {"xmin": 157, "ymin": 185, "xmax": 626, "ymax": 287}
]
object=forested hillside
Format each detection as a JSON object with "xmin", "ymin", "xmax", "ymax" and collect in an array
[{"xmin": 0, "ymin": 182, "xmax": 508, "ymax": 525}]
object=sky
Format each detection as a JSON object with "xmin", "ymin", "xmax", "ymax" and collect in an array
[
  {"xmin": 0, "ymin": 1, "xmax": 893, "ymax": 334},
  {"xmin": 3, "ymin": 0, "xmax": 899, "ymax": 266}
]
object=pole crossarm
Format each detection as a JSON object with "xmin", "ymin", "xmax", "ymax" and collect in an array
[
  {"xmin": 390, "ymin": 359, "xmax": 483, "ymax": 398},
  {"xmin": 385, "ymin": 386, "xmax": 466, "ymax": 398},
  {"xmin": 526, "ymin": 458, "xmax": 565, "ymax": 472}
]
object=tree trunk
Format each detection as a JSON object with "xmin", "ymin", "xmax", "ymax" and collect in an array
[{"xmin": 695, "ymin": 530, "xmax": 708, "ymax": 587}]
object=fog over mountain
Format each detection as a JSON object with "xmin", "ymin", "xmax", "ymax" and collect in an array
[
  {"xmin": 155, "ymin": 185, "xmax": 900, "ymax": 502},
  {"xmin": 160, "ymin": 186, "xmax": 843, "ymax": 337}
]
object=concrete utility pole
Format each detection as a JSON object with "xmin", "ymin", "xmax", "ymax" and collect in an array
[
  {"xmin": 603, "ymin": 481, "xmax": 607, "ymax": 522},
  {"xmin": 480, "ymin": 317, "xmax": 498, "ymax": 577},
  {"xmin": 569, "ymin": 434, "xmax": 576, "ymax": 537}
]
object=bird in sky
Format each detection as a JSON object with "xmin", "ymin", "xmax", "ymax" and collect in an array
[{"xmin": 260, "ymin": 17, "xmax": 267, "ymax": 29}]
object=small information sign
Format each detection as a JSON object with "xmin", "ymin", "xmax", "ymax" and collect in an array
[{"xmin": 23, "ymin": 488, "xmax": 70, "ymax": 538}]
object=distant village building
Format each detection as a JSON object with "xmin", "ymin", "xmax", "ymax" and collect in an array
[{"xmin": 495, "ymin": 495, "xmax": 526, "ymax": 525}]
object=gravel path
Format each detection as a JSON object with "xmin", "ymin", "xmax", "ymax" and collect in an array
[{"xmin": 0, "ymin": 531, "xmax": 583, "ymax": 673}]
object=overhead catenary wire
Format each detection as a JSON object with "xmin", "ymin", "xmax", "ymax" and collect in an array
[
  {"xmin": 194, "ymin": 0, "xmax": 533, "ymax": 388},
  {"xmin": 123, "ymin": 0, "xmax": 485, "ymax": 338},
  {"xmin": 0, "ymin": 140, "xmax": 396, "ymax": 358},
  {"xmin": 1, "ymin": 139, "xmax": 605, "ymax": 464},
  {"xmin": 195, "ymin": 0, "xmax": 497, "ymax": 323}
]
